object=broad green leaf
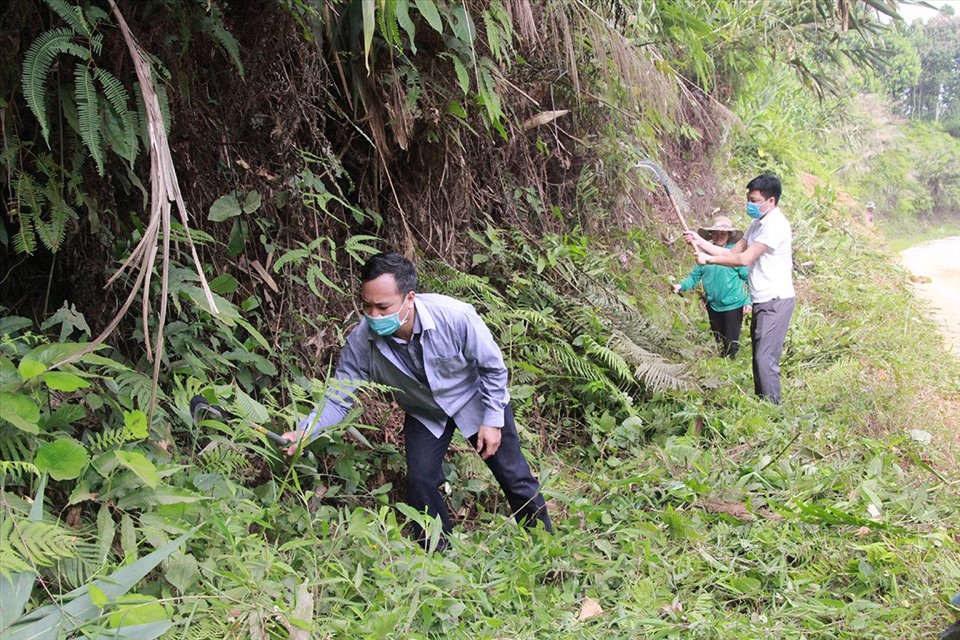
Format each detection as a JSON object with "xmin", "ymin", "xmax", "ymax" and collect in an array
[
  {"xmin": 208, "ymin": 274, "xmax": 239, "ymax": 295},
  {"xmin": 414, "ymin": 0, "xmax": 443, "ymax": 34},
  {"xmin": 208, "ymin": 194, "xmax": 242, "ymax": 222},
  {"xmin": 89, "ymin": 584, "xmax": 108, "ymax": 608},
  {"xmin": 0, "ymin": 316, "xmax": 33, "ymax": 336},
  {"xmin": 395, "ymin": 0, "xmax": 417, "ymax": 53},
  {"xmin": 163, "ymin": 553, "xmax": 198, "ymax": 594},
  {"xmin": 241, "ymin": 190, "xmax": 262, "ymax": 214},
  {"xmin": 115, "ymin": 451, "xmax": 159, "ymax": 488},
  {"xmin": 448, "ymin": 4, "xmax": 476, "ymax": 45},
  {"xmin": 42, "ymin": 371, "xmax": 90, "ymax": 392},
  {"xmin": 17, "ymin": 359, "xmax": 46, "ymax": 380},
  {"xmin": 124, "ymin": 410, "xmax": 148, "ymax": 439},
  {"xmin": 0, "ymin": 356, "xmax": 21, "ymax": 392},
  {"xmin": 108, "ymin": 595, "xmax": 168, "ymax": 627},
  {"xmin": 22, "ymin": 343, "xmax": 96, "ymax": 368},
  {"xmin": 35, "ymin": 438, "xmax": 88, "ymax": 480},
  {"xmin": 447, "ymin": 100, "xmax": 468, "ymax": 118},
  {"xmin": 0, "ymin": 393, "xmax": 40, "ymax": 434}
]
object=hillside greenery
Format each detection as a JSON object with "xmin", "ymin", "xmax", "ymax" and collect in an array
[{"xmin": 1, "ymin": 1, "xmax": 959, "ymax": 638}]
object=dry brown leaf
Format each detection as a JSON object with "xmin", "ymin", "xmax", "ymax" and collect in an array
[{"xmin": 577, "ymin": 596, "xmax": 603, "ymax": 621}]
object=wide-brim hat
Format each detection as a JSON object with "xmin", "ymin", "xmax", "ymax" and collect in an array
[{"xmin": 698, "ymin": 215, "xmax": 743, "ymax": 244}]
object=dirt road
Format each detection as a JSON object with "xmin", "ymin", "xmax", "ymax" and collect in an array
[{"xmin": 900, "ymin": 236, "xmax": 960, "ymax": 359}]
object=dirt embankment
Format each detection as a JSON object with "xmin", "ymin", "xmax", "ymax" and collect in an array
[{"xmin": 900, "ymin": 236, "xmax": 960, "ymax": 359}]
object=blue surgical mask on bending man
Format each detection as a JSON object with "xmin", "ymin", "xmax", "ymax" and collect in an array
[{"xmin": 365, "ymin": 295, "xmax": 413, "ymax": 336}]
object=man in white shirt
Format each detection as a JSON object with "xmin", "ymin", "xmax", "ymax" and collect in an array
[{"xmin": 684, "ymin": 174, "xmax": 795, "ymax": 403}]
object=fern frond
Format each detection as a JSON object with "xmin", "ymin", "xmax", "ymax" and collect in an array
[
  {"xmin": 74, "ymin": 64, "xmax": 104, "ymax": 175},
  {"xmin": 34, "ymin": 192, "xmax": 75, "ymax": 252},
  {"xmin": 22, "ymin": 28, "xmax": 90, "ymax": 145},
  {"xmin": 0, "ymin": 461, "xmax": 41, "ymax": 485},
  {"xmin": 182, "ymin": 618, "xmax": 229, "ymax": 640},
  {"xmin": 198, "ymin": 446, "xmax": 251, "ymax": 477},
  {"xmin": 44, "ymin": 0, "xmax": 92, "ymax": 37},
  {"xmin": 114, "ymin": 368, "xmax": 165, "ymax": 412},
  {"xmin": 0, "ymin": 425, "xmax": 37, "ymax": 462},
  {"xmin": 95, "ymin": 68, "xmax": 139, "ymax": 165},
  {"xmin": 203, "ymin": 10, "xmax": 245, "ymax": 77},
  {"xmin": 579, "ymin": 334, "xmax": 635, "ymax": 386},
  {"xmin": 11, "ymin": 207, "xmax": 38, "ymax": 256},
  {"xmin": 532, "ymin": 343, "xmax": 606, "ymax": 384},
  {"xmin": 54, "ymin": 539, "xmax": 103, "ymax": 589},
  {"xmin": 85, "ymin": 426, "xmax": 133, "ymax": 453},
  {"xmin": 421, "ymin": 261, "xmax": 505, "ymax": 307},
  {"xmin": 609, "ymin": 329, "xmax": 693, "ymax": 392},
  {"xmin": 0, "ymin": 516, "xmax": 79, "ymax": 575}
]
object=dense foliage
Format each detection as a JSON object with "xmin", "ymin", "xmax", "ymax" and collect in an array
[{"xmin": 2, "ymin": 1, "xmax": 959, "ymax": 638}]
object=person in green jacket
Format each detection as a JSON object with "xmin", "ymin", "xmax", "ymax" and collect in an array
[{"xmin": 673, "ymin": 216, "xmax": 751, "ymax": 358}]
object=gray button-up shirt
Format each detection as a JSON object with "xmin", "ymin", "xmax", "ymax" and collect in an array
[{"xmin": 299, "ymin": 293, "xmax": 510, "ymax": 439}]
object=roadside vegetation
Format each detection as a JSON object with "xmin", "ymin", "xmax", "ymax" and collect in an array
[{"xmin": 2, "ymin": 1, "xmax": 959, "ymax": 638}]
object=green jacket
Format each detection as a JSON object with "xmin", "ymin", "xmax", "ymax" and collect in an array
[{"xmin": 678, "ymin": 244, "xmax": 751, "ymax": 312}]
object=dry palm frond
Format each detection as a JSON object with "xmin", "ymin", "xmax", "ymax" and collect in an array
[
  {"xmin": 503, "ymin": 0, "xmax": 541, "ymax": 54},
  {"xmin": 53, "ymin": 0, "xmax": 219, "ymax": 423}
]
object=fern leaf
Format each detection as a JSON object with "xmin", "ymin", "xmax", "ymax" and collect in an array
[
  {"xmin": 74, "ymin": 64, "xmax": 104, "ymax": 175},
  {"xmin": 95, "ymin": 68, "xmax": 139, "ymax": 166},
  {"xmin": 0, "ymin": 461, "xmax": 41, "ymax": 485},
  {"xmin": 21, "ymin": 28, "xmax": 90, "ymax": 145},
  {"xmin": 43, "ymin": 0, "xmax": 92, "ymax": 38},
  {"xmin": 34, "ymin": 184, "xmax": 75, "ymax": 252},
  {"xmin": 0, "ymin": 517, "xmax": 79, "ymax": 572},
  {"xmin": 203, "ymin": 11, "xmax": 245, "ymax": 77}
]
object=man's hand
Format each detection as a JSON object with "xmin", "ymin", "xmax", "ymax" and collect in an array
[
  {"xmin": 696, "ymin": 252, "xmax": 709, "ymax": 265},
  {"xmin": 280, "ymin": 430, "xmax": 310, "ymax": 457},
  {"xmin": 672, "ymin": 284, "xmax": 682, "ymax": 294},
  {"xmin": 475, "ymin": 425, "xmax": 502, "ymax": 460},
  {"xmin": 744, "ymin": 305, "xmax": 753, "ymax": 315}
]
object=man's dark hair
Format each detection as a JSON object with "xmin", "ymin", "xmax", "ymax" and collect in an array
[
  {"xmin": 746, "ymin": 173, "xmax": 782, "ymax": 204},
  {"xmin": 360, "ymin": 253, "xmax": 418, "ymax": 293}
]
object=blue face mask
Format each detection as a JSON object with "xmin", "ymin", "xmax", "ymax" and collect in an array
[
  {"xmin": 746, "ymin": 201, "xmax": 763, "ymax": 219},
  {"xmin": 365, "ymin": 296, "xmax": 412, "ymax": 336}
]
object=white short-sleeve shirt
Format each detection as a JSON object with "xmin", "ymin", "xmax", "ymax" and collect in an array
[{"xmin": 744, "ymin": 206, "xmax": 795, "ymax": 303}]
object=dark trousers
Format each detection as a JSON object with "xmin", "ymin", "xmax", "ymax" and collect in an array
[
  {"xmin": 750, "ymin": 297, "xmax": 795, "ymax": 404},
  {"xmin": 706, "ymin": 305, "xmax": 744, "ymax": 358},
  {"xmin": 403, "ymin": 405, "xmax": 552, "ymax": 542}
]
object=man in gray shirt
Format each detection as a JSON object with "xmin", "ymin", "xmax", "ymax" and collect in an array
[{"xmin": 283, "ymin": 253, "xmax": 552, "ymax": 547}]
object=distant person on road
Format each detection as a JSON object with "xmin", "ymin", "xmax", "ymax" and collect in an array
[
  {"xmin": 864, "ymin": 201, "xmax": 876, "ymax": 224},
  {"xmin": 684, "ymin": 174, "xmax": 795, "ymax": 404},
  {"xmin": 282, "ymin": 253, "xmax": 552, "ymax": 549},
  {"xmin": 673, "ymin": 215, "xmax": 751, "ymax": 358}
]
